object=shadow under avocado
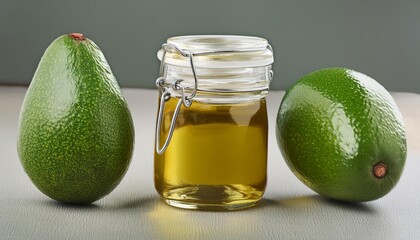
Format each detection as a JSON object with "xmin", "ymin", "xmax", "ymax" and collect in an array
[
  {"xmin": 319, "ymin": 196, "xmax": 376, "ymax": 213},
  {"xmin": 35, "ymin": 198, "xmax": 101, "ymax": 210},
  {"xmin": 262, "ymin": 194, "xmax": 377, "ymax": 214},
  {"xmin": 34, "ymin": 196, "xmax": 159, "ymax": 212}
]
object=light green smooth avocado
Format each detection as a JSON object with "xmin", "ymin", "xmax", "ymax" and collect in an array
[
  {"xmin": 17, "ymin": 33, "xmax": 135, "ymax": 204},
  {"xmin": 276, "ymin": 68, "xmax": 407, "ymax": 202}
]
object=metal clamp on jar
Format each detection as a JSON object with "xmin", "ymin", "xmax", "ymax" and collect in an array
[{"xmin": 154, "ymin": 35, "xmax": 274, "ymax": 210}]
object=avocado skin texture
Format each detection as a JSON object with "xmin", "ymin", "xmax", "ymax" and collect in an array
[
  {"xmin": 17, "ymin": 35, "xmax": 134, "ymax": 204},
  {"xmin": 276, "ymin": 68, "xmax": 407, "ymax": 202}
]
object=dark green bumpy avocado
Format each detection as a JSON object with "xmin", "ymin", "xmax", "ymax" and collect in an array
[
  {"xmin": 276, "ymin": 68, "xmax": 407, "ymax": 202},
  {"xmin": 17, "ymin": 33, "xmax": 135, "ymax": 204}
]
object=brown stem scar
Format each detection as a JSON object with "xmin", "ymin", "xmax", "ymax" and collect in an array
[
  {"xmin": 373, "ymin": 162, "xmax": 387, "ymax": 179},
  {"xmin": 68, "ymin": 33, "xmax": 85, "ymax": 40}
]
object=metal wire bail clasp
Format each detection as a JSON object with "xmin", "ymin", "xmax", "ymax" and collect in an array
[{"xmin": 155, "ymin": 43, "xmax": 198, "ymax": 154}]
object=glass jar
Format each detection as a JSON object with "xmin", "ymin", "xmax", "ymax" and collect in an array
[{"xmin": 154, "ymin": 35, "xmax": 274, "ymax": 210}]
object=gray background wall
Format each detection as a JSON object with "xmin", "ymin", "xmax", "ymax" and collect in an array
[{"xmin": 0, "ymin": 0, "xmax": 419, "ymax": 93}]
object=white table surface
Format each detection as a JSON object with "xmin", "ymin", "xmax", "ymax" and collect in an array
[{"xmin": 1, "ymin": 86, "xmax": 419, "ymax": 240}]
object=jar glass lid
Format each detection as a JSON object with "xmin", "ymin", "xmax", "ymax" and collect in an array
[{"xmin": 157, "ymin": 35, "xmax": 273, "ymax": 68}]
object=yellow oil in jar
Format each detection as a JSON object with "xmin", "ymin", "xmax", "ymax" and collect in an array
[{"xmin": 155, "ymin": 97, "xmax": 268, "ymax": 210}]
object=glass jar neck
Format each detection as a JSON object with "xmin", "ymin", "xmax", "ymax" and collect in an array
[{"xmin": 160, "ymin": 64, "xmax": 272, "ymax": 104}]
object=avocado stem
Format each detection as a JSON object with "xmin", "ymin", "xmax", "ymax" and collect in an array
[
  {"xmin": 69, "ymin": 33, "xmax": 85, "ymax": 40},
  {"xmin": 373, "ymin": 163, "xmax": 387, "ymax": 179}
]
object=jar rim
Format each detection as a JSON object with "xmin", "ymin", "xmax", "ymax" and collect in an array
[
  {"xmin": 157, "ymin": 35, "xmax": 274, "ymax": 68},
  {"xmin": 168, "ymin": 35, "xmax": 268, "ymax": 52}
]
